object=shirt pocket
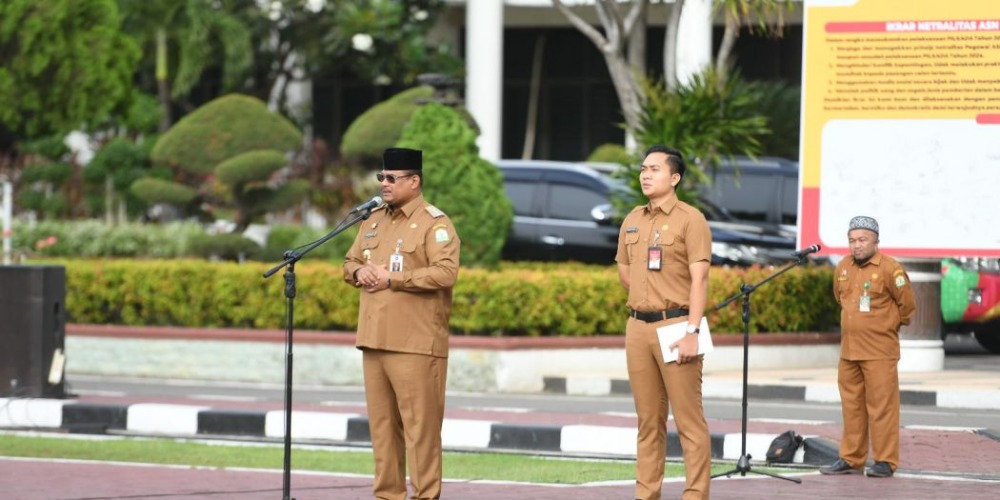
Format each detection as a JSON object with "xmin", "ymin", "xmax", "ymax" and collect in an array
[
  {"xmin": 360, "ymin": 237, "xmax": 382, "ymax": 257},
  {"xmin": 400, "ymin": 237, "xmax": 422, "ymax": 264},
  {"xmin": 866, "ymin": 278, "xmax": 886, "ymax": 296},
  {"xmin": 624, "ymin": 232, "xmax": 641, "ymax": 261}
]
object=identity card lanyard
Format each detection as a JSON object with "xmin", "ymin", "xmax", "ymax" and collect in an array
[
  {"xmin": 647, "ymin": 225, "xmax": 662, "ymax": 271},
  {"xmin": 860, "ymin": 280, "xmax": 871, "ymax": 312},
  {"xmin": 390, "ymin": 239, "xmax": 404, "ymax": 273}
]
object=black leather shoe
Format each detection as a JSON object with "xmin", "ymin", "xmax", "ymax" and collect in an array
[
  {"xmin": 866, "ymin": 461, "xmax": 894, "ymax": 478},
  {"xmin": 820, "ymin": 458, "xmax": 862, "ymax": 475}
]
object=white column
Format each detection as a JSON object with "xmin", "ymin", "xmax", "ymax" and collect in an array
[
  {"xmin": 465, "ymin": 0, "xmax": 504, "ymax": 161},
  {"xmin": 675, "ymin": 0, "xmax": 713, "ymax": 86},
  {"xmin": 2, "ymin": 181, "xmax": 11, "ymax": 265}
]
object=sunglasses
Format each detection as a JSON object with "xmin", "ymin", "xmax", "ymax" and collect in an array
[{"xmin": 376, "ymin": 172, "xmax": 417, "ymax": 184}]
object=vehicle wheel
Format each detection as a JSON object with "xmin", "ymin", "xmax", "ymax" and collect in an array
[{"xmin": 973, "ymin": 321, "xmax": 1000, "ymax": 353}]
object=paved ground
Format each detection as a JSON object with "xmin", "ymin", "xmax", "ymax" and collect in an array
[
  {"xmin": 3, "ymin": 453, "xmax": 999, "ymax": 500},
  {"xmin": 2, "ymin": 334, "xmax": 997, "ymax": 499}
]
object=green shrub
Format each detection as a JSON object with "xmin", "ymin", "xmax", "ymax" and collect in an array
[
  {"xmin": 12, "ymin": 220, "xmax": 204, "ymax": 258},
  {"xmin": 130, "ymin": 178, "xmax": 197, "ymax": 205},
  {"xmin": 216, "ymin": 150, "xmax": 288, "ymax": 185},
  {"xmin": 150, "ymin": 94, "xmax": 301, "ymax": 175},
  {"xmin": 190, "ymin": 234, "xmax": 262, "ymax": 261},
  {"xmin": 340, "ymin": 86, "xmax": 434, "ymax": 163},
  {"xmin": 587, "ymin": 143, "xmax": 632, "ymax": 165},
  {"xmin": 59, "ymin": 259, "xmax": 838, "ymax": 335},
  {"xmin": 398, "ymin": 103, "xmax": 513, "ymax": 268},
  {"xmin": 262, "ymin": 224, "xmax": 358, "ymax": 262}
]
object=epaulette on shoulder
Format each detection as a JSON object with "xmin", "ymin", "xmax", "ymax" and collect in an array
[{"xmin": 425, "ymin": 205, "xmax": 445, "ymax": 218}]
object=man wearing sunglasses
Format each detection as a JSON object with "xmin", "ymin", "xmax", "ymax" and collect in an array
[{"xmin": 343, "ymin": 147, "xmax": 461, "ymax": 500}]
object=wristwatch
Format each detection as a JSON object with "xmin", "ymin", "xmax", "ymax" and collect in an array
[{"xmin": 686, "ymin": 323, "xmax": 700, "ymax": 335}]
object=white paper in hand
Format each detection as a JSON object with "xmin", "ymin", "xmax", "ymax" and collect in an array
[{"xmin": 656, "ymin": 317, "xmax": 713, "ymax": 364}]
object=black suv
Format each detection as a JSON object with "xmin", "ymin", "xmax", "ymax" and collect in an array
[{"xmin": 496, "ymin": 159, "xmax": 798, "ymax": 266}]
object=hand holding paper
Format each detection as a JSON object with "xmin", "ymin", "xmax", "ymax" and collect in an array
[{"xmin": 657, "ymin": 317, "xmax": 713, "ymax": 364}]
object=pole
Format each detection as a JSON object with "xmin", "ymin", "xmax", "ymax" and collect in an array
[
  {"xmin": 3, "ymin": 181, "xmax": 12, "ymax": 265},
  {"xmin": 262, "ymin": 206, "xmax": 378, "ymax": 500}
]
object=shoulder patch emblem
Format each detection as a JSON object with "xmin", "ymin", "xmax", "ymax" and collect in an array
[
  {"xmin": 434, "ymin": 227, "xmax": 450, "ymax": 243},
  {"xmin": 895, "ymin": 275, "xmax": 907, "ymax": 287},
  {"xmin": 425, "ymin": 205, "xmax": 445, "ymax": 218}
]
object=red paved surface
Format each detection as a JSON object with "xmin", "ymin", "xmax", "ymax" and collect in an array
[{"xmin": 3, "ymin": 456, "xmax": 999, "ymax": 500}]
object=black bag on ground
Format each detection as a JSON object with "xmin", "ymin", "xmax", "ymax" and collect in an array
[{"xmin": 765, "ymin": 430, "xmax": 803, "ymax": 464}]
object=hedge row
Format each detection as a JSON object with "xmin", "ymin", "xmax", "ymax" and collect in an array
[{"xmin": 60, "ymin": 260, "xmax": 838, "ymax": 336}]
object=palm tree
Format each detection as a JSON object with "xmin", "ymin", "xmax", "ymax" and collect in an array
[
  {"xmin": 119, "ymin": 0, "xmax": 253, "ymax": 132},
  {"xmin": 714, "ymin": 0, "xmax": 793, "ymax": 83}
]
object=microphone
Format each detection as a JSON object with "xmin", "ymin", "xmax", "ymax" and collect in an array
[
  {"xmin": 349, "ymin": 196, "xmax": 383, "ymax": 214},
  {"xmin": 793, "ymin": 244, "xmax": 822, "ymax": 258}
]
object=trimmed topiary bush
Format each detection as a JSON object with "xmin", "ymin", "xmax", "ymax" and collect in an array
[
  {"xmin": 130, "ymin": 178, "xmax": 197, "ymax": 205},
  {"xmin": 138, "ymin": 94, "xmax": 306, "ymax": 230},
  {"xmin": 397, "ymin": 103, "xmax": 513, "ymax": 268},
  {"xmin": 339, "ymin": 86, "xmax": 434, "ymax": 163},
  {"xmin": 150, "ymin": 94, "xmax": 301, "ymax": 175}
]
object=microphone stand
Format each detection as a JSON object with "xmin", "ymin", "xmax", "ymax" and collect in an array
[
  {"xmin": 262, "ymin": 207, "xmax": 377, "ymax": 500},
  {"xmin": 709, "ymin": 253, "xmax": 814, "ymax": 484}
]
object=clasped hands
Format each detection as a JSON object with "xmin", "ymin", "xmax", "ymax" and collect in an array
[{"xmin": 355, "ymin": 263, "xmax": 390, "ymax": 293}]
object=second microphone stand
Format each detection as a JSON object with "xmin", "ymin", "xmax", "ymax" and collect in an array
[
  {"xmin": 709, "ymin": 255, "xmax": 808, "ymax": 484},
  {"xmin": 262, "ymin": 207, "xmax": 377, "ymax": 500}
]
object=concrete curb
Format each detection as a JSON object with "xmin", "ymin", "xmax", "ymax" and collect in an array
[
  {"xmin": 1, "ymin": 398, "xmax": 823, "ymax": 465},
  {"xmin": 543, "ymin": 376, "xmax": 1000, "ymax": 410}
]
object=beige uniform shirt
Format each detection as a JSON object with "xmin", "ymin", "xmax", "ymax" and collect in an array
[
  {"xmin": 343, "ymin": 194, "xmax": 460, "ymax": 358},
  {"xmin": 834, "ymin": 251, "xmax": 917, "ymax": 360},
  {"xmin": 615, "ymin": 196, "xmax": 712, "ymax": 311}
]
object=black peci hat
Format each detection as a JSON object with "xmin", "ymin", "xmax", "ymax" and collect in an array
[{"xmin": 382, "ymin": 148, "xmax": 422, "ymax": 171}]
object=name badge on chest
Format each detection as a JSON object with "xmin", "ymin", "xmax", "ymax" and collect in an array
[
  {"xmin": 390, "ymin": 239, "xmax": 404, "ymax": 272},
  {"xmin": 647, "ymin": 246, "xmax": 662, "ymax": 271},
  {"xmin": 859, "ymin": 281, "xmax": 871, "ymax": 312}
]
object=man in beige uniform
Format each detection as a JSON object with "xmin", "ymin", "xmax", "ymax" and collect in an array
[
  {"xmin": 821, "ymin": 216, "xmax": 916, "ymax": 478},
  {"xmin": 343, "ymin": 147, "xmax": 460, "ymax": 500},
  {"xmin": 616, "ymin": 145, "xmax": 712, "ymax": 500}
]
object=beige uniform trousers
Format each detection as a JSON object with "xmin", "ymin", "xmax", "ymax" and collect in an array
[
  {"xmin": 837, "ymin": 358, "xmax": 900, "ymax": 471},
  {"xmin": 626, "ymin": 317, "xmax": 711, "ymax": 500},
  {"xmin": 363, "ymin": 349, "xmax": 448, "ymax": 500}
]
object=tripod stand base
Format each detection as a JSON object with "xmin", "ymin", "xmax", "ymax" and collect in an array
[{"xmin": 710, "ymin": 454, "xmax": 802, "ymax": 484}]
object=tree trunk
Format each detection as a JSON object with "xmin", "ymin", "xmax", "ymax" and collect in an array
[
  {"xmin": 104, "ymin": 175, "xmax": 113, "ymax": 225},
  {"xmin": 663, "ymin": 0, "xmax": 686, "ymax": 92},
  {"xmin": 604, "ymin": 53, "xmax": 644, "ymax": 136},
  {"xmin": 716, "ymin": 13, "xmax": 740, "ymax": 88},
  {"xmin": 156, "ymin": 28, "xmax": 172, "ymax": 133},
  {"xmin": 627, "ymin": 0, "xmax": 648, "ymax": 76},
  {"xmin": 521, "ymin": 34, "xmax": 546, "ymax": 160}
]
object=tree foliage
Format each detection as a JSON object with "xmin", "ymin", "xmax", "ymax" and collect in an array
[
  {"xmin": 0, "ymin": 0, "xmax": 139, "ymax": 143},
  {"xmin": 398, "ymin": 103, "xmax": 513, "ymax": 268},
  {"xmin": 611, "ymin": 68, "xmax": 769, "ymax": 213}
]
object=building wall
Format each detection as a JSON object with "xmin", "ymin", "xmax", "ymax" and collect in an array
[{"xmin": 313, "ymin": 2, "xmax": 806, "ymax": 163}]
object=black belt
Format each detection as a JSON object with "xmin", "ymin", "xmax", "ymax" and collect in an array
[{"xmin": 629, "ymin": 308, "xmax": 689, "ymax": 323}]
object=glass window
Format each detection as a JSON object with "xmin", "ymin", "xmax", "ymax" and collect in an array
[
  {"xmin": 547, "ymin": 184, "xmax": 607, "ymax": 221},
  {"xmin": 504, "ymin": 181, "xmax": 537, "ymax": 216}
]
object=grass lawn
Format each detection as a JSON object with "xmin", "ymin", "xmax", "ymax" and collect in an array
[{"xmin": 0, "ymin": 433, "xmax": 803, "ymax": 484}]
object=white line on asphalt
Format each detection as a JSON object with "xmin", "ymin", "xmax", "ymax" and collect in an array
[
  {"xmin": 753, "ymin": 418, "xmax": 834, "ymax": 426},
  {"xmin": 458, "ymin": 407, "xmax": 533, "ymax": 413},
  {"xmin": 187, "ymin": 395, "xmax": 260, "ymax": 402},
  {"xmin": 71, "ymin": 390, "xmax": 127, "ymax": 397},
  {"xmin": 903, "ymin": 424, "xmax": 985, "ymax": 432}
]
